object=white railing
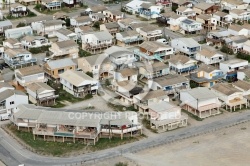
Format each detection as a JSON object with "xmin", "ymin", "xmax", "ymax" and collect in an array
[{"xmin": 101, "ymin": 125, "xmax": 142, "ymax": 134}]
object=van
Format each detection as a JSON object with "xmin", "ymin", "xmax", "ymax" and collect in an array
[{"xmin": 156, "ymin": 39, "xmax": 169, "ymax": 45}]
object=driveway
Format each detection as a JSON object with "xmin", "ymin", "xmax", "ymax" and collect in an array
[{"xmin": 27, "ymin": 5, "xmax": 45, "ymax": 16}]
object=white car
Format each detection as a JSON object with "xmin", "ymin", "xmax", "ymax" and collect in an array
[
  {"xmin": 156, "ymin": 38, "xmax": 169, "ymax": 45},
  {"xmin": 43, "ymin": 58, "xmax": 50, "ymax": 62}
]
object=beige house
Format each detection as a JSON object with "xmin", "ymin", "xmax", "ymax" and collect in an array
[
  {"xmin": 44, "ymin": 58, "xmax": 76, "ymax": 80},
  {"xmin": 100, "ymin": 22, "xmax": 120, "ymax": 36},
  {"xmin": 26, "ymin": 82, "xmax": 58, "ymax": 106},
  {"xmin": 211, "ymin": 83, "xmax": 248, "ymax": 112},
  {"xmin": 77, "ymin": 54, "xmax": 114, "ymax": 79},
  {"xmin": 49, "ymin": 40, "xmax": 79, "ymax": 59}
]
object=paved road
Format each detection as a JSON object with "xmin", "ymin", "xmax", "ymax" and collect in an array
[{"xmin": 1, "ymin": 110, "xmax": 250, "ymax": 166}]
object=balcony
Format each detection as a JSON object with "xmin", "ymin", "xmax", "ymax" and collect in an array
[
  {"xmin": 5, "ymin": 58, "xmax": 37, "ymax": 68},
  {"xmin": 124, "ymin": 37, "xmax": 143, "ymax": 44},
  {"xmin": 190, "ymin": 73, "xmax": 225, "ymax": 83},
  {"xmin": 38, "ymin": 95, "xmax": 59, "ymax": 102},
  {"xmin": 101, "ymin": 124, "xmax": 142, "ymax": 134},
  {"xmin": 134, "ymin": 49, "xmax": 165, "ymax": 61}
]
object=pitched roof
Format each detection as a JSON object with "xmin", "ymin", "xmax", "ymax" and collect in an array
[
  {"xmin": 46, "ymin": 58, "xmax": 76, "ymax": 70},
  {"xmin": 44, "ymin": 20, "xmax": 65, "ymax": 26},
  {"xmin": 141, "ymin": 3, "xmax": 152, "ymax": 9},
  {"xmin": 22, "ymin": 35, "xmax": 45, "ymax": 42},
  {"xmin": 56, "ymin": 28, "xmax": 75, "ymax": 36},
  {"xmin": 176, "ymin": 6, "xmax": 189, "ymax": 12},
  {"xmin": 173, "ymin": 38, "xmax": 200, "ymax": 47},
  {"xmin": 197, "ymin": 14, "xmax": 211, "ymax": 20},
  {"xmin": 25, "ymin": 15, "xmax": 53, "ymax": 24},
  {"xmin": 103, "ymin": 22, "xmax": 120, "ymax": 29},
  {"xmin": 153, "ymin": 74, "xmax": 189, "ymax": 86},
  {"xmin": 195, "ymin": 2, "xmax": 215, "ymax": 10},
  {"xmin": 0, "ymin": 20, "xmax": 12, "ymax": 27},
  {"xmin": 139, "ymin": 41, "xmax": 170, "ymax": 52},
  {"xmin": 197, "ymin": 64, "xmax": 217, "ymax": 73},
  {"xmin": 182, "ymin": 87, "xmax": 217, "ymax": 100},
  {"xmin": 105, "ymin": 46, "xmax": 132, "ymax": 58},
  {"xmin": 118, "ymin": 30, "xmax": 139, "ymax": 37},
  {"xmin": 92, "ymin": 31, "xmax": 113, "ymax": 41},
  {"xmin": 230, "ymin": 9, "xmax": 246, "ymax": 15},
  {"xmin": 16, "ymin": 65, "xmax": 44, "ymax": 76},
  {"xmin": 140, "ymin": 25, "xmax": 160, "ymax": 32},
  {"xmin": 54, "ymin": 40, "xmax": 78, "ymax": 49},
  {"xmin": 4, "ymin": 38, "xmax": 19, "ymax": 45},
  {"xmin": 168, "ymin": 54, "xmax": 191, "ymax": 65},
  {"xmin": 197, "ymin": 48, "xmax": 217, "ymax": 58},
  {"xmin": 0, "ymin": 89, "xmax": 26, "ymax": 102},
  {"xmin": 75, "ymin": 16, "xmax": 92, "ymax": 23},
  {"xmin": 77, "ymin": 25, "xmax": 94, "ymax": 33},
  {"xmin": 5, "ymin": 48, "xmax": 31, "ymax": 58},
  {"xmin": 212, "ymin": 83, "xmax": 241, "ymax": 96},
  {"xmin": 214, "ymin": 11, "xmax": 228, "ymax": 17},
  {"xmin": 80, "ymin": 54, "xmax": 108, "ymax": 66},
  {"xmin": 233, "ymin": 80, "xmax": 250, "ymax": 91},
  {"xmin": 90, "ymin": 5, "xmax": 107, "ymax": 13},
  {"xmin": 228, "ymin": 24, "xmax": 245, "ymax": 32},
  {"xmin": 134, "ymin": 89, "xmax": 167, "ymax": 101},
  {"xmin": 152, "ymin": 62, "xmax": 169, "ymax": 71},
  {"xmin": 27, "ymin": 82, "xmax": 55, "ymax": 94},
  {"xmin": 230, "ymin": 35, "xmax": 248, "ymax": 43},
  {"xmin": 59, "ymin": 70, "xmax": 94, "ymax": 86},
  {"xmin": 0, "ymin": 82, "xmax": 14, "ymax": 89},
  {"xmin": 238, "ymin": 68, "xmax": 250, "ymax": 78},
  {"xmin": 148, "ymin": 101, "xmax": 180, "ymax": 113},
  {"xmin": 118, "ymin": 68, "xmax": 138, "ymax": 77},
  {"xmin": 108, "ymin": 9, "xmax": 123, "ymax": 16}
]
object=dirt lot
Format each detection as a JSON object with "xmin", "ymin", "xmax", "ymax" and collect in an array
[{"xmin": 90, "ymin": 121, "xmax": 250, "ymax": 166}]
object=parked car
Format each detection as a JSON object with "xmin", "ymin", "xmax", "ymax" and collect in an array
[
  {"xmin": 156, "ymin": 38, "xmax": 169, "ymax": 45},
  {"xmin": 43, "ymin": 58, "xmax": 50, "ymax": 62}
]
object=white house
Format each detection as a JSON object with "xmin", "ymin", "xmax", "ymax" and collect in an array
[
  {"xmin": 169, "ymin": 54, "xmax": 198, "ymax": 74},
  {"xmin": 213, "ymin": 11, "xmax": 233, "ymax": 27},
  {"xmin": 125, "ymin": 0, "xmax": 150, "ymax": 14},
  {"xmin": 136, "ymin": 25, "xmax": 162, "ymax": 41},
  {"xmin": 116, "ymin": 30, "xmax": 143, "ymax": 46},
  {"xmin": 211, "ymin": 83, "xmax": 247, "ymax": 111},
  {"xmin": 225, "ymin": 35, "xmax": 248, "ymax": 53},
  {"xmin": 148, "ymin": 74, "xmax": 190, "ymax": 94},
  {"xmin": 229, "ymin": 9, "xmax": 250, "ymax": 22},
  {"xmin": 49, "ymin": 40, "xmax": 79, "ymax": 59},
  {"xmin": 0, "ymin": 89, "xmax": 28, "ymax": 120},
  {"xmin": 10, "ymin": 3, "xmax": 27, "ymax": 17},
  {"xmin": 167, "ymin": 12, "xmax": 187, "ymax": 31},
  {"xmin": 114, "ymin": 68, "xmax": 138, "ymax": 83},
  {"xmin": 196, "ymin": 48, "xmax": 224, "ymax": 65},
  {"xmin": 105, "ymin": 46, "xmax": 136, "ymax": 70},
  {"xmin": 242, "ymin": 40, "xmax": 250, "ymax": 54},
  {"xmin": 15, "ymin": 65, "xmax": 46, "ymax": 87},
  {"xmin": 237, "ymin": 68, "xmax": 250, "ymax": 81},
  {"xmin": 55, "ymin": 28, "xmax": 77, "ymax": 42},
  {"xmin": 176, "ymin": 6, "xmax": 196, "ymax": 18},
  {"xmin": 3, "ymin": 38, "xmax": 22, "ymax": 48},
  {"xmin": 148, "ymin": 101, "xmax": 188, "ymax": 131},
  {"xmin": 26, "ymin": 82, "xmax": 58, "ymax": 106},
  {"xmin": 171, "ymin": 38, "xmax": 201, "ymax": 57},
  {"xmin": 60, "ymin": 70, "xmax": 98, "ymax": 97},
  {"xmin": 5, "ymin": 26, "xmax": 33, "ymax": 39},
  {"xmin": 180, "ymin": 19, "xmax": 202, "ymax": 34},
  {"xmin": 220, "ymin": 59, "xmax": 248, "ymax": 80},
  {"xmin": 0, "ymin": 20, "xmax": 12, "ymax": 35},
  {"xmin": 21, "ymin": 36, "xmax": 51, "ymax": 49},
  {"xmin": 139, "ymin": 3, "xmax": 163, "ymax": 19},
  {"xmin": 70, "ymin": 16, "xmax": 92, "ymax": 27},
  {"xmin": 180, "ymin": 87, "xmax": 221, "ymax": 118},
  {"xmin": 221, "ymin": 0, "xmax": 248, "ymax": 10},
  {"xmin": 4, "ymin": 48, "xmax": 37, "ymax": 68},
  {"xmin": 36, "ymin": 20, "xmax": 65, "ymax": 37},
  {"xmin": 139, "ymin": 61, "xmax": 169, "ymax": 79},
  {"xmin": 81, "ymin": 31, "xmax": 113, "ymax": 53}
]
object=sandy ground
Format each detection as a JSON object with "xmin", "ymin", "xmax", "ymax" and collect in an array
[{"xmin": 90, "ymin": 121, "xmax": 250, "ymax": 166}]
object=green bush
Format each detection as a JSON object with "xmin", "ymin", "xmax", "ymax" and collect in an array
[
  {"xmin": 65, "ymin": 18, "xmax": 70, "ymax": 27},
  {"xmin": 236, "ymin": 52, "xmax": 250, "ymax": 62},
  {"xmin": 29, "ymin": 46, "xmax": 50, "ymax": 54},
  {"xmin": 171, "ymin": 6, "xmax": 178, "ymax": 12},
  {"xmin": 86, "ymin": 71, "xmax": 93, "ymax": 78},
  {"xmin": 115, "ymin": 162, "xmax": 128, "ymax": 166},
  {"xmin": 27, "ymin": 11, "xmax": 37, "ymax": 17},
  {"xmin": 16, "ymin": 22, "xmax": 26, "ymax": 27},
  {"xmin": 93, "ymin": 21, "xmax": 100, "ymax": 29},
  {"xmin": 79, "ymin": 49, "xmax": 91, "ymax": 57},
  {"xmin": 220, "ymin": 45, "xmax": 233, "ymax": 55}
]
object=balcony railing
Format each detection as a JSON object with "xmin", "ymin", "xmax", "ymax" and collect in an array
[
  {"xmin": 134, "ymin": 49, "xmax": 165, "ymax": 61},
  {"xmin": 190, "ymin": 73, "xmax": 225, "ymax": 83},
  {"xmin": 5, "ymin": 58, "xmax": 37, "ymax": 68},
  {"xmin": 38, "ymin": 95, "xmax": 59, "ymax": 102},
  {"xmin": 101, "ymin": 125, "xmax": 142, "ymax": 134}
]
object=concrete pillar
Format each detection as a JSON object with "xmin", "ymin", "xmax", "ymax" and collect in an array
[
  {"xmin": 240, "ymin": 104, "xmax": 241, "ymax": 110},
  {"xmin": 44, "ymin": 135, "xmax": 45, "ymax": 141},
  {"xmin": 33, "ymin": 134, "xmax": 35, "ymax": 140},
  {"xmin": 63, "ymin": 137, "xmax": 64, "ymax": 142},
  {"xmin": 210, "ymin": 109, "xmax": 211, "ymax": 116},
  {"xmin": 53, "ymin": 136, "xmax": 55, "ymax": 142}
]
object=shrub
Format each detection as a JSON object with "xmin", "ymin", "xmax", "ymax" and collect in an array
[
  {"xmin": 115, "ymin": 162, "xmax": 128, "ymax": 166},
  {"xmin": 86, "ymin": 71, "xmax": 93, "ymax": 78},
  {"xmin": 65, "ymin": 18, "xmax": 70, "ymax": 27},
  {"xmin": 215, "ymin": 46, "xmax": 219, "ymax": 49},
  {"xmin": 16, "ymin": 22, "xmax": 26, "ymax": 27},
  {"xmin": 79, "ymin": 49, "xmax": 91, "ymax": 57},
  {"xmin": 29, "ymin": 46, "xmax": 50, "ymax": 54},
  {"xmin": 27, "ymin": 11, "xmax": 37, "ymax": 17},
  {"xmin": 105, "ymin": 79, "xmax": 111, "ymax": 86},
  {"xmin": 171, "ymin": 6, "xmax": 178, "ymax": 12},
  {"xmin": 93, "ymin": 21, "xmax": 100, "ymax": 29},
  {"xmin": 220, "ymin": 45, "xmax": 233, "ymax": 55},
  {"xmin": 236, "ymin": 52, "xmax": 250, "ymax": 62}
]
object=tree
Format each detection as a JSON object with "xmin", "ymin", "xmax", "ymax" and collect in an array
[
  {"xmin": 93, "ymin": 21, "xmax": 100, "ymax": 29},
  {"xmin": 220, "ymin": 45, "xmax": 233, "ymax": 55},
  {"xmin": 65, "ymin": 18, "xmax": 70, "ymax": 27}
]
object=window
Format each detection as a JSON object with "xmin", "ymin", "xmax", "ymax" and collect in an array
[
  {"xmin": 95, "ymin": 65, "xmax": 98, "ymax": 69},
  {"xmin": 10, "ymin": 101, "xmax": 14, "ymax": 105}
]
